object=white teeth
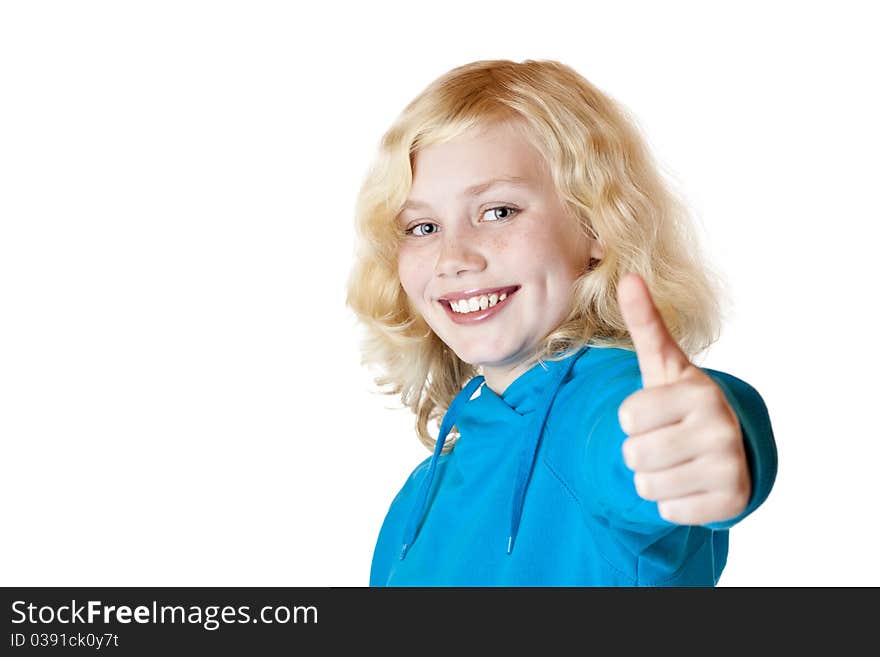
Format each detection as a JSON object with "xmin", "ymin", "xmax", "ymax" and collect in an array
[{"xmin": 448, "ymin": 290, "xmax": 512, "ymax": 314}]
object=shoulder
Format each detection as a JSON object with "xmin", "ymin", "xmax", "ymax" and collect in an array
[
  {"xmin": 548, "ymin": 347, "xmax": 767, "ymax": 432},
  {"xmin": 396, "ymin": 455, "xmax": 433, "ymax": 498},
  {"xmin": 538, "ymin": 347, "xmax": 647, "ymax": 522},
  {"xmin": 372, "ymin": 454, "xmax": 434, "ymax": 544},
  {"xmin": 386, "ymin": 450, "xmax": 459, "ymax": 509},
  {"xmin": 700, "ymin": 367, "xmax": 765, "ymax": 401},
  {"xmin": 555, "ymin": 346, "xmax": 764, "ymax": 417},
  {"xmin": 540, "ymin": 347, "xmax": 643, "ymax": 472},
  {"xmin": 554, "ymin": 346, "xmax": 643, "ymax": 426}
]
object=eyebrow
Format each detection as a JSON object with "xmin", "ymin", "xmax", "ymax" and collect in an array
[{"xmin": 400, "ymin": 175, "xmax": 532, "ymax": 212}]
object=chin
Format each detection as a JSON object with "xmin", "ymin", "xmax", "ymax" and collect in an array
[{"xmin": 443, "ymin": 338, "xmax": 515, "ymax": 369}]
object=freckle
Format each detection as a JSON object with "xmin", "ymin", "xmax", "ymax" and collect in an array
[{"xmin": 491, "ymin": 235, "xmax": 508, "ymax": 250}]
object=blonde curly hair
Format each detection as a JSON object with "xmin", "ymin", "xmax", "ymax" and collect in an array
[{"xmin": 346, "ymin": 58, "xmax": 729, "ymax": 453}]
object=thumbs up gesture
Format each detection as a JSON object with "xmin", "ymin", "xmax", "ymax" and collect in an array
[{"xmin": 616, "ymin": 273, "xmax": 751, "ymax": 525}]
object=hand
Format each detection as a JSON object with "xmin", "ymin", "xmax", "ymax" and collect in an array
[{"xmin": 616, "ymin": 273, "xmax": 751, "ymax": 525}]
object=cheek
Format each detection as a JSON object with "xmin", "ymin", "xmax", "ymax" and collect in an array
[
  {"xmin": 511, "ymin": 223, "xmax": 558, "ymax": 264},
  {"xmin": 513, "ymin": 220, "xmax": 588, "ymax": 278},
  {"xmin": 397, "ymin": 252, "xmax": 425, "ymax": 300},
  {"xmin": 485, "ymin": 230, "xmax": 510, "ymax": 252},
  {"xmin": 541, "ymin": 221, "xmax": 589, "ymax": 271}
]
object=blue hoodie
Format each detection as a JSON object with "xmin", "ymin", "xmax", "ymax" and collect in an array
[{"xmin": 369, "ymin": 344, "xmax": 777, "ymax": 586}]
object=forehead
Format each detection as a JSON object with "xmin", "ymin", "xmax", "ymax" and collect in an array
[
  {"xmin": 401, "ymin": 175, "xmax": 534, "ymax": 212},
  {"xmin": 402, "ymin": 122, "xmax": 547, "ymax": 211}
]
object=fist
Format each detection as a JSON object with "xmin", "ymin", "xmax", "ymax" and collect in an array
[{"xmin": 616, "ymin": 273, "xmax": 751, "ymax": 526}]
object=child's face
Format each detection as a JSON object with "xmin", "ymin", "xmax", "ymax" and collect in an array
[{"xmin": 396, "ymin": 120, "xmax": 604, "ymax": 389}]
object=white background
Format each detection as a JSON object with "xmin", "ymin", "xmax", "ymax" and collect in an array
[{"xmin": 1, "ymin": 1, "xmax": 877, "ymax": 587}]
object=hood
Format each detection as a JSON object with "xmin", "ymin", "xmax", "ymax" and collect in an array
[{"xmin": 399, "ymin": 346, "xmax": 587, "ymax": 560}]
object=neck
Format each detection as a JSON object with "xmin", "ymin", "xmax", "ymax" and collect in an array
[{"xmin": 480, "ymin": 353, "xmax": 542, "ymax": 396}]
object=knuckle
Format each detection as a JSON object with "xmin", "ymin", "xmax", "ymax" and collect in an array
[
  {"xmin": 723, "ymin": 456, "xmax": 748, "ymax": 487},
  {"xmin": 715, "ymin": 457, "xmax": 739, "ymax": 484},
  {"xmin": 618, "ymin": 407, "xmax": 631, "ymax": 433},
  {"xmin": 657, "ymin": 501, "xmax": 678, "ymax": 523},
  {"xmin": 696, "ymin": 383, "xmax": 726, "ymax": 414},
  {"xmin": 719, "ymin": 489, "xmax": 747, "ymax": 517},
  {"xmin": 634, "ymin": 472, "xmax": 652, "ymax": 499},
  {"xmin": 706, "ymin": 420, "xmax": 739, "ymax": 452},
  {"xmin": 709, "ymin": 388, "xmax": 734, "ymax": 419},
  {"xmin": 622, "ymin": 438, "xmax": 643, "ymax": 470},
  {"xmin": 732, "ymin": 487, "xmax": 750, "ymax": 514},
  {"xmin": 689, "ymin": 381, "xmax": 710, "ymax": 405},
  {"xmin": 717, "ymin": 426, "xmax": 740, "ymax": 451}
]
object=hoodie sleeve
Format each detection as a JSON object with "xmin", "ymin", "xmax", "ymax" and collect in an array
[
  {"xmin": 580, "ymin": 366, "xmax": 777, "ymax": 540},
  {"xmin": 368, "ymin": 457, "xmax": 433, "ymax": 587},
  {"xmin": 700, "ymin": 368, "xmax": 778, "ymax": 530},
  {"xmin": 582, "ymin": 381, "xmax": 676, "ymax": 538}
]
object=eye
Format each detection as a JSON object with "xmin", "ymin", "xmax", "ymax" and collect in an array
[
  {"xmin": 402, "ymin": 206, "xmax": 519, "ymax": 238},
  {"xmin": 482, "ymin": 205, "xmax": 519, "ymax": 222},
  {"xmin": 405, "ymin": 222, "xmax": 439, "ymax": 237}
]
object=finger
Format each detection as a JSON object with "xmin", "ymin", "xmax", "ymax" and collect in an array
[
  {"xmin": 622, "ymin": 417, "xmax": 711, "ymax": 472},
  {"xmin": 657, "ymin": 491, "xmax": 750, "ymax": 526},
  {"xmin": 632, "ymin": 456, "xmax": 741, "ymax": 502},
  {"xmin": 617, "ymin": 378, "xmax": 705, "ymax": 435},
  {"xmin": 617, "ymin": 273, "xmax": 691, "ymax": 388}
]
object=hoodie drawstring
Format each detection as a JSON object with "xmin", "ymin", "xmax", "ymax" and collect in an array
[
  {"xmin": 399, "ymin": 375, "xmax": 485, "ymax": 560},
  {"xmin": 399, "ymin": 347, "xmax": 586, "ymax": 560},
  {"xmin": 507, "ymin": 353, "xmax": 580, "ymax": 554}
]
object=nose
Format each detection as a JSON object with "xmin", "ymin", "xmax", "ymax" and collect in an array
[{"xmin": 435, "ymin": 229, "xmax": 487, "ymax": 278}]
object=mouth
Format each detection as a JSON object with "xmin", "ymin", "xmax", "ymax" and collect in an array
[{"xmin": 438, "ymin": 285, "xmax": 520, "ymax": 325}]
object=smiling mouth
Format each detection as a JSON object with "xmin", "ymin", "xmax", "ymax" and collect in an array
[
  {"xmin": 439, "ymin": 285, "xmax": 520, "ymax": 311},
  {"xmin": 439, "ymin": 286, "xmax": 520, "ymax": 323}
]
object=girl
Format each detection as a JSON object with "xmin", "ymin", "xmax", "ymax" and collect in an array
[{"xmin": 346, "ymin": 59, "xmax": 777, "ymax": 586}]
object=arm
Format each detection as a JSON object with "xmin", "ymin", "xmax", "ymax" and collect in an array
[
  {"xmin": 583, "ymin": 386, "xmax": 676, "ymax": 534},
  {"xmin": 611, "ymin": 273, "xmax": 778, "ymax": 528},
  {"xmin": 701, "ymin": 369, "xmax": 778, "ymax": 529}
]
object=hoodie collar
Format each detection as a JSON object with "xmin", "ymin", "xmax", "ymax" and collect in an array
[
  {"xmin": 453, "ymin": 346, "xmax": 590, "ymax": 443},
  {"xmin": 478, "ymin": 346, "xmax": 591, "ymax": 415},
  {"xmin": 399, "ymin": 344, "xmax": 592, "ymax": 560}
]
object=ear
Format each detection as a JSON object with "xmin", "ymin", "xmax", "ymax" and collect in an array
[{"xmin": 589, "ymin": 238, "xmax": 605, "ymax": 261}]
